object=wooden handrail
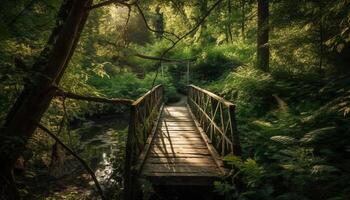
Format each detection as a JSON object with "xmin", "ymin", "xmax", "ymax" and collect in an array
[
  {"xmin": 124, "ymin": 84, "xmax": 164, "ymax": 200},
  {"xmin": 188, "ymin": 84, "xmax": 233, "ymax": 107},
  {"xmin": 187, "ymin": 85, "xmax": 241, "ymax": 157}
]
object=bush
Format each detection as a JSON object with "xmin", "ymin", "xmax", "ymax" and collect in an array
[{"xmin": 209, "ymin": 66, "xmax": 275, "ymax": 117}]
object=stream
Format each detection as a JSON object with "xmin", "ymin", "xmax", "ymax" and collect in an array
[{"xmin": 26, "ymin": 114, "xmax": 129, "ymax": 199}]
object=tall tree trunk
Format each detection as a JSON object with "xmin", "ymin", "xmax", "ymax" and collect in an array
[
  {"xmin": 195, "ymin": 0, "xmax": 208, "ymax": 43},
  {"xmin": 241, "ymin": 0, "xmax": 245, "ymax": 41},
  {"xmin": 257, "ymin": 0, "xmax": 269, "ymax": 72},
  {"xmin": 227, "ymin": 0, "xmax": 233, "ymax": 43},
  {"xmin": 319, "ymin": 0, "xmax": 324, "ymax": 74},
  {"xmin": 0, "ymin": 0, "xmax": 92, "ymax": 198}
]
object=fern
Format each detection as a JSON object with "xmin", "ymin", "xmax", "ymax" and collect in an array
[{"xmin": 271, "ymin": 135, "xmax": 297, "ymax": 145}]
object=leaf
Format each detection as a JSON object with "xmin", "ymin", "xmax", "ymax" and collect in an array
[
  {"xmin": 271, "ymin": 135, "xmax": 297, "ymax": 145},
  {"xmin": 300, "ymin": 127, "xmax": 336, "ymax": 144},
  {"xmin": 311, "ymin": 165, "xmax": 339, "ymax": 174},
  {"xmin": 336, "ymin": 43, "xmax": 345, "ymax": 53}
]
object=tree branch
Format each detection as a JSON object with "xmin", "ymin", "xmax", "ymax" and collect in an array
[
  {"xmin": 135, "ymin": 3, "xmax": 179, "ymax": 43},
  {"xmin": 150, "ymin": 0, "xmax": 224, "ymax": 87},
  {"xmin": 55, "ymin": 89, "xmax": 134, "ymax": 105},
  {"xmin": 135, "ymin": 53, "xmax": 196, "ymax": 63},
  {"xmin": 87, "ymin": 0, "xmax": 135, "ymax": 11},
  {"xmin": 160, "ymin": 0, "xmax": 223, "ymax": 58},
  {"xmin": 36, "ymin": 123, "xmax": 106, "ymax": 200}
]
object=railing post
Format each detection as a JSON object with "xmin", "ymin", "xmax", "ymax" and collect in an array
[
  {"xmin": 228, "ymin": 105, "xmax": 242, "ymax": 157},
  {"xmin": 124, "ymin": 104, "xmax": 137, "ymax": 200}
]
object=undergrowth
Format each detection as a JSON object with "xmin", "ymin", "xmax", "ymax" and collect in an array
[{"xmin": 208, "ymin": 66, "xmax": 350, "ymax": 200}]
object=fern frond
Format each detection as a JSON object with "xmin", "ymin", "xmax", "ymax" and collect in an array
[
  {"xmin": 271, "ymin": 135, "xmax": 297, "ymax": 145},
  {"xmin": 300, "ymin": 126, "xmax": 336, "ymax": 144}
]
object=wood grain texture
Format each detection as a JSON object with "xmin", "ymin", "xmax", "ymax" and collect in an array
[{"xmin": 140, "ymin": 105, "xmax": 223, "ymax": 185}]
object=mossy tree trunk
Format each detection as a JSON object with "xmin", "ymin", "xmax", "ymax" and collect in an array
[{"xmin": 0, "ymin": 0, "xmax": 92, "ymax": 199}]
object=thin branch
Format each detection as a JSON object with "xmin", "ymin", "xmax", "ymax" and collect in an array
[
  {"xmin": 123, "ymin": 6, "xmax": 132, "ymax": 46},
  {"xmin": 96, "ymin": 39, "xmax": 197, "ymax": 63},
  {"xmin": 36, "ymin": 123, "xmax": 106, "ymax": 200},
  {"xmin": 135, "ymin": 3, "xmax": 179, "ymax": 43},
  {"xmin": 88, "ymin": 0, "xmax": 118, "ymax": 10},
  {"xmin": 87, "ymin": 0, "xmax": 135, "ymax": 11},
  {"xmin": 161, "ymin": 0, "xmax": 223, "ymax": 57},
  {"xmin": 135, "ymin": 53, "xmax": 196, "ymax": 63},
  {"xmin": 151, "ymin": 0, "xmax": 224, "ymax": 87},
  {"xmin": 55, "ymin": 89, "xmax": 134, "ymax": 105}
]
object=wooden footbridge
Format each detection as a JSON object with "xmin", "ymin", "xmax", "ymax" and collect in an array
[{"xmin": 124, "ymin": 85, "xmax": 241, "ymax": 199}]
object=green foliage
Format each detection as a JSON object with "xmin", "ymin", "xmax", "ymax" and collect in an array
[
  {"xmin": 1, "ymin": 0, "xmax": 350, "ymax": 199},
  {"xmin": 209, "ymin": 66, "xmax": 274, "ymax": 117},
  {"xmin": 89, "ymin": 71, "xmax": 178, "ymax": 102},
  {"xmin": 212, "ymin": 69, "xmax": 350, "ymax": 199}
]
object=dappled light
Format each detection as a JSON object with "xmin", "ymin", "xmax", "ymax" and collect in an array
[{"xmin": 1, "ymin": 0, "xmax": 350, "ymax": 200}]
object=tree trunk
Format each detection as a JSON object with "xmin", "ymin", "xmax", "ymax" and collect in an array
[
  {"xmin": 0, "ymin": 0, "xmax": 92, "ymax": 198},
  {"xmin": 319, "ymin": 0, "xmax": 324, "ymax": 74},
  {"xmin": 241, "ymin": 0, "xmax": 245, "ymax": 41},
  {"xmin": 257, "ymin": 0, "xmax": 269, "ymax": 72},
  {"xmin": 195, "ymin": 0, "xmax": 208, "ymax": 43},
  {"xmin": 227, "ymin": 0, "xmax": 233, "ymax": 43}
]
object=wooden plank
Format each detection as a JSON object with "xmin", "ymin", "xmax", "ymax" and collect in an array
[
  {"xmin": 141, "ymin": 172, "xmax": 220, "ymax": 177},
  {"xmin": 157, "ymin": 130, "xmax": 199, "ymax": 135},
  {"xmin": 154, "ymin": 137, "xmax": 203, "ymax": 141},
  {"xmin": 150, "ymin": 148, "xmax": 210, "ymax": 155},
  {"xmin": 160, "ymin": 127, "xmax": 197, "ymax": 131},
  {"xmin": 161, "ymin": 118, "xmax": 192, "ymax": 121},
  {"xmin": 151, "ymin": 140, "xmax": 206, "ymax": 145},
  {"xmin": 150, "ymin": 150, "xmax": 211, "ymax": 156},
  {"xmin": 144, "ymin": 162, "xmax": 217, "ymax": 168},
  {"xmin": 156, "ymin": 132, "xmax": 201, "ymax": 138},
  {"xmin": 160, "ymin": 122, "xmax": 196, "ymax": 126},
  {"xmin": 146, "ymin": 157, "xmax": 216, "ymax": 164},
  {"xmin": 152, "ymin": 143, "xmax": 206, "ymax": 148},
  {"xmin": 139, "ymin": 104, "xmax": 225, "ymax": 185},
  {"xmin": 143, "ymin": 164, "xmax": 218, "ymax": 173},
  {"xmin": 155, "ymin": 134, "xmax": 201, "ymax": 139},
  {"xmin": 149, "ymin": 152, "xmax": 211, "ymax": 158}
]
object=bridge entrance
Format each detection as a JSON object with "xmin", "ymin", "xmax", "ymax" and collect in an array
[{"xmin": 124, "ymin": 85, "xmax": 241, "ymax": 199}]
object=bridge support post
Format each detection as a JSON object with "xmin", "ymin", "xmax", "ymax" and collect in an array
[
  {"xmin": 124, "ymin": 105, "xmax": 137, "ymax": 200},
  {"xmin": 228, "ymin": 105, "xmax": 242, "ymax": 156}
]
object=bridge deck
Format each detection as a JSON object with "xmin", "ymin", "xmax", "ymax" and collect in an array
[{"xmin": 140, "ymin": 105, "xmax": 224, "ymax": 185}]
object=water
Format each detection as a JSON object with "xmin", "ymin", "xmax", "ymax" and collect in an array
[{"xmin": 70, "ymin": 114, "xmax": 129, "ymax": 195}]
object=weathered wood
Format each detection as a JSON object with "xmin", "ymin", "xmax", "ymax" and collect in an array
[
  {"xmin": 143, "ymin": 164, "xmax": 218, "ymax": 173},
  {"xmin": 152, "ymin": 144, "xmax": 207, "ymax": 149},
  {"xmin": 147, "ymin": 157, "xmax": 216, "ymax": 164},
  {"xmin": 125, "ymin": 85, "xmax": 241, "ymax": 191},
  {"xmin": 140, "ymin": 105, "xmax": 225, "ymax": 186},
  {"xmin": 124, "ymin": 85, "xmax": 164, "ymax": 200},
  {"xmin": 150, "ymin": 148, "xmax": 211, "ymax": 155},
  {"xmin": 187, "ymin": 85, "xmax": 241, "ymax": 157},
  {"xmin": 150, "ymin": 140, "xmax": 206, "ymax": 145},
  {"xmin": 187, "ymin": 104, "xmax": 227, "ymax": 172},
  {"xmin": 135, "ymin": 104, "xmax": 165, "ymax": 172},
  {"xmin": 160, "ymin": 126, "xmax": 197, "ymax": 131}
]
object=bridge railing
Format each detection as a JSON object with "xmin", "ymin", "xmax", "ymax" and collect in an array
[
  {"xmin": 187, "ymin": 85, "xmax": 241, "ymax": 157},
  {"xmin": 124, "ymin": 85, "xmax": 164, "ymax": 199}
]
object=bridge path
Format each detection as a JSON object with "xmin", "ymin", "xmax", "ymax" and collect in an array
[{"xmin": 140, "ymin": 104, "xmax": 223, "ymax": 185}]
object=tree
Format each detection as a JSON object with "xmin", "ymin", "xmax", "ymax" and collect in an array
[
  {"xmin": 0, "ymin": 0, "xmax": 92, "ymax": 198},
  {"xmin": 257, "ymin": 0, "xmax": 269, "ymax": 72}
]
